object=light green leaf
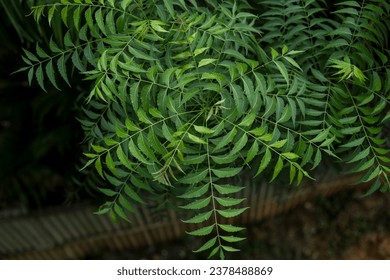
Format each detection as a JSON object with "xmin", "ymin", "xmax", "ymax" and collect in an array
[
  {"xmin": 214, "ymin": 184, "xmax": 243, "ymax": 195},
  {"xmin": 238, "ymin": 113, "xmax": 256, "ymax": 127},
  {"xmin": 221, "ymin": 245, "xmax": 240, "ymax": 252},
  {"xmin": 270, "ymin": 139, "xmax": 287, "ymax": 149},
  {"xmin": 311, "ymin": 127, "xmax": 331, "ymax": 143},
  {"xmin": 98, "ymin": 187, "xmax": 117, "ymax": 197},
  {"xmin": 362, "ymin": 166, "xmax": 381, "ymax": 183},
  {"xmin": 212, "ymin": 167, "xmax": 242, "ymax": 178},
  {"xmin": 220, "ymin": 235, "xmax": 246, "ymax": 243},
  {"xmin": 230, "ymin": 134, "xmax": 248, "ymax": 155},
  {"xmin": 116, "ymin": 145, "xmax": 133, "ymax": 171},
  {"xmin": 114, "ymin": 203, "xmax": 131, "ymax": 223},
  {"xmin": 105, "ymin": 152, "xmax": 116, "ymax": 175},
  {"xmin": 182, "ymin": 210, "xmax": 213, "ymax": 223},
  {"xmin": 283, "ymin": 56, "xmax": 302, "ymax": 71},
  {"xmin": 194, "ymin": 47, "xmax": 209, "ymax": 56},
  {"xmin": 217, "ymin": 207, "xmax": 249, "ymax": 218},
  {"xmin": 270, "ymin": 157, "xmax": 284, "ymax": 182},
  {"xmin": 215, "ymin": 197, "xmax": 245, "ymax": 207},
  {"xmin": 186, "ymin": 224, "xmax": 214, "ymax": 236},
  {"xmin": 180, "ymin": 196, "xmax": 211, "ymax": 210},
  {"xmin": 129, "ymin": 139, "xmax": 152, "ymax": 165},
  {"xmin": 218, "ymin": 224, "xmax": 245, "ymax": 232},
  {"xmin": 244, "ymin": 141, "xmax": 259, "ymax": 164},
  {"xmin": 256, "ymin": 148, "xmax": 272, "ymax": 176},
  {"xmin": 95, "ymin": 157, "xmax": 104, "ymax": 178},
  {"xmin": 118, "ymin": 195, "xmax": 135, "ymax": 213},
  {"xmin": 198, "ymin": 58, "xmax": 217, "ymax": 68},
  {"xmin": 188, "ymin": 133, "xmax": 207, "ymax": 144},
  {"xmin": 282, "ymin": 152, "xmax": 299, "ymax": 160},
  {"xmin": 194, "ymin": 125, "xmax": 214, "ymax": 134},
  {"xmin": 194, "ymin": 237, "xmax": 217, "ymax": 253},
  {"xmin": 121, "ymin": 0, "xmax": 132, "ymax": 11}
]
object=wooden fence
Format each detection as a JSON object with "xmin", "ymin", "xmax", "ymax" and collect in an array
[{"xmin": 0, "ymin": 173, "xmax": 365, "ymax": 259}]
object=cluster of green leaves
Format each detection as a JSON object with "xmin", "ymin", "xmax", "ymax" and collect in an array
[
  {"xmin": 20, "ymin": 0, "xmax": 389, "ymax": 258},
  {"xmin": 256, "ymin": 0, "xmax": 390, "ymax": 193}
]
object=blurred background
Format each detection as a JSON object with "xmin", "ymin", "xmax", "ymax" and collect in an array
[{"xmin": 0, "ymin": 1, "xmax": 389, "ymax": 260}]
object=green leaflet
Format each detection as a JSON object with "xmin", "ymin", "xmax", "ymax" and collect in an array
[
  {"xmin": 218, "ymin": 224, "xmax": 245, "ymax": 232},
  {"xmin": 217, "ymin": 208, "xmax": 249, "ymax": 218},
  {"xmin": 214, "ymin": 184, "xmax": 244, "ymax": 195},
  {"xmin": 182, "ymin": 211, "xmax": 213, "ymax": 224},
  {"xmin": 186, "ymin": 224, "xmax": 215, "ymax": 236},
  {"xmin": 220, "ymin": 235, "xmax": 246, "ymax": 243},
  {"xmin": 270, "ymin": 157, "xmax": 284, "ymax": 182},
  {"xmin": 180, "ymin": 196, "xmax": 211, "ymax": 210},
  {"xmin": 255, "ymin": 148, "xmax": 272, "ymax": 176},
  {"xmin": 212, "ymin": 128, "xmax": 237, "ymax": 152},
  {"xmin": 98, "ymin": 187, "xmax": 117, "ymax": 197},
  {"xmin": 114, "ymin": 203, "xmax": 131, "ymax": 223},
  {"xmin": 194, "ymin": 125, "xmax": 215, "ymax": 134},
  {"xmin": 193, "ymin": 237, "xmax": 217, "ymax": 253},
  {"xmin": 212, "ymin": 167, "xmax": 242, "ymax": 178},
  {"xmin": 215, "ymin": 197, "xmax": 245, "ymax": 207}
]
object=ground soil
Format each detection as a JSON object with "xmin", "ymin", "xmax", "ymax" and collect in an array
[{"xmin": 95, "ymin": 187, "xmax": 390, "ymax": 260}]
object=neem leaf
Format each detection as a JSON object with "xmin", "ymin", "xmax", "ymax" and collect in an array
[
  {"xmin": 217, "ymin": 207, "xmax": 249, "ymax": 218},
  {"xmin": 198, "ymin": 58, "xmax": 217, "ymax": 68},
  {"xmin": 194, "ymin": 237, "xmax": 217, "ymax": 253},
  {"xmin": 244, "ymin": 141, "xmax": 259, "ymax": 164},
  {"xmin": 118, "ymin": 195, "xmax": 135, "ymax": 213},
  {"xmin": 186, "ymin": 224, "xmax": 215, "ymax": 236},
  {"xmin": 221, "ymin": 245, "xmax": 240, "ymax": 252},
  {"xmin": 188, "ymin": 133, "xmax": 207, "ymax": 144},
  {"xmin": 182, "ymin": 210, "xmax": 213, "ymax": 223},
  {"xmin": 179, "ymin": 184, "xmax": 210, "ymax": 199},
  {"xmin": 238, "ymin": 113, "xmax": 256, "ymax": 127},
  {"xmin": 114, "ymin": 203, "xmax": 130, "ymax": 223},
  {"xmin": 212, "ymin": 167, "xmax": 242, "ymax": 178},
  {"xmin": 213, "ymin": 128, "xmax": 237, "ymax": 152},
  {"xmin": 270, "ymin": 157, "xmax": 284, "ymax": 182},
  {"xmin": 180, "ymin": 196, "xmax": 211, "ymax": 210},
  {"xmin": 220, "ymin": 235, "xmax": 246, "ymax": 242},
  {"xmin": 255, "ymin": 148, "xmax": 272, "ymax": 176},
  {"xmin": 95, "ymin": 157, "xmax": 104, "ymax": 178},
  {"xmin": 215, "ymin": 197, "xmax": 245, "ymax": 207},
  {"xmin": 194, "ymin": 125, "xmax": 215, "ymax": 134},
  {"xmin": 180, "ymin": 169, "xmax": 208, "ymax": 184},
  {"xmin": 270, "ymin": 139, "xmax": 288, "ymax": 148},
  {"xmin": 98, "ymin": 187, "xmax": 117, "ymax": 197},
  {"xmin": 124, "ymin": 184, "xmax": 145, "ymax": 204},
  {"xmin": 218, "ymin": 224, "xmax": 245, "ymax": 232},
  {"xmin": 214, "ymin": 184, "xmax": 244, "ymax": 195}
]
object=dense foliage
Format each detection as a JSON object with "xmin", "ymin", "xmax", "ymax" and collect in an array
[{"xmin": 17, "ymin": 0, "xmax": 390, "ymax": 258}]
